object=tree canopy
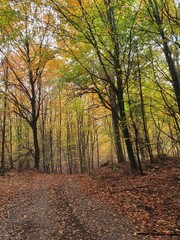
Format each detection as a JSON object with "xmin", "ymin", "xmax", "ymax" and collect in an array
[{"xmin": 0, "ymin": 0, "xmax": 179, "ymax": 173}]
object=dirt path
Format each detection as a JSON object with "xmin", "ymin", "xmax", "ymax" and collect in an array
[{"xmin": 0, "ymin": 173, "xmax": 134, "ymax": 240}]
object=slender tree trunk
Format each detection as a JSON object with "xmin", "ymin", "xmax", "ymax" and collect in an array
[
  {"xmin": 66, "ymin": 117, "xmax": 72, "ymax": 174},
  {"xmin": 1, "ymin": 103, "xmax": 7, "ymax": 169},
  {"xmin": 91, "ymin": 118, "xmax": 96, "ymax": 170},
  {"xmin": 1, "ymin": 66, "xmax": 8, "ymax": 169},
  {"xmin": 58, "ymin": 127, "xmax": 62, "ymax": 173},
  {"xmin": 95, "ymin": 128, "xmax": 100, "ymax": 168},
  {"xmin": 87, "ymin": 133, "xmax": 91, "ymax": 171},
  {"xmin": 126, "ymin": 82, "xmax": 143, "ymax": 174},
  {"xmin": 77, "ymin": 120, "xmax": 83, "ymax": 172},
  {"xmin": 135, "ymin": 137, "xmax": 144, "ymax": 175},
  {"xmin": 133, "ymin": 123, "xmax": 144, "ymax": 175},
  {"xmin": 117, "ymin": 88, "xmax": 138, "ymax": 171},
  {"xmin": 88, "ymin": 128, "xmax": 94, "ymax": 171},
  {"xmin": 148, "ymin": 0, "xmax": 180, "ymax": 113},
  {"xmin": 76, "ymin": 110, "xmax": 86, "ymax": 173},
  {"xmin": 58, "ymin": 85, "xmax": 62, "ymax": 173},
  {"xmin": 49, "ymin": 103, "xmax": 54, "ymax": 173},
  {"xmin": 9, "ymin": 114, "xmax": 13, "ymax": 168},
  {"xmin": 162, "ymin": 40, "xmax": 180, "ymax": 113},
  {"xmin": 50, "ymin": 129, "xmax": 54, "ymax": 173},
  {"xmin": 90, "ymin": 134, "xmax": 94, "ymax": 170},
  {"xmin": 58, "ymin": 129, "xmax": 62, "ymax": 173},
  {"xmin": 137, "ymin": 49, "xmax": 154, "ymax": 163},
  {"xmin": 42, "ymin": 116, "xmax": 46, "ymax": 172}
]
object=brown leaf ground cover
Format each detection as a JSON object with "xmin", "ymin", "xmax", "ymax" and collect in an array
[
  {"xmin": 0, "ymin": 171, "xmax": 134, "ymax": 239},
  {"xmin": 89, "ymin": 157, "xmax": 180, "ymax": 239},
  {"xmin": 0, "ymin": 158, "xmax": 179, "ymax": 240}
]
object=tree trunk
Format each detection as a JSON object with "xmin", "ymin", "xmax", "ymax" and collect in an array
[
  {"xmin": 122, "ymin": 121, "xmax": 137, "ymax": 171},
  {"xmin": 9, "ymin": 115, "xmax": 13, "ymax": 168},
  {"xmin": 66, "ymin": 118, "xmax": 73, "ymax": 174},
  {"xmin": 32, "ymin": 123, "xmax": 40, "ymax": 169},
  {"xmin": 58, "ymin": 85, "xmax": 62, "ymax": 173},
  {"xmin": 50, "ymin": 129, "xmax": 54, "ymax": 173},
  {"xmin": 112, "ymin": 111, "xmax": 125, "ymax": 164},
  {"xmin": 109, "ymin": 85, "xmax": 125, "ymax": 164},
  {"xmin": 105, "ymin": 0, "xmax": 138, "ymax": 171},
  {"xmin": 42, "ymin": 116, "xmax": 46, "ymax": 172},
  {"xmin": 95, "ymin": 128, "xmax": 100, "ymax": 168},
  {"xmin": 27, "ymin": 40, "xmax": 40, "ymax": 170},
  {"xmin": 1, "ymin": 66, "xmax": 8, "ymax": 169},
  {"xmin": 126, "ymin": 81, "xmax": 143, "ymax": 174},
  {"xmin": 1, "ymin": 105, "xmax": 7, "ymax": 169},
  {"xmin": 118, "ymin": 90, "xmax": 138, "ymax": 171},
  {"xmin": 137, "ymin": 49, "xmax": 154, "ymax": 163},
  {"xmin": 148, "ymin": 0, "xmax": 180, "ymax": 113}
]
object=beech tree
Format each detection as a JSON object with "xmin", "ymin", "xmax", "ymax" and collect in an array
[
  {"xmin": 0, "ymin": 0, "xmax": 55, "ymax": 169},
  {"xmin": 0, "ymin": 61, "xmax": 8, "ymax": 169},
  {"xmin": 49, "ymin": 0, "xmax": 141, "ymax": 171}
]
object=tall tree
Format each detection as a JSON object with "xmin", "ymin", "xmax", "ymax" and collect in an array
[
  {"xmin": 0, "ymin": 0, "xmax": 55, "ymax": 169},
  {"xmin": 143, "ymin": 0, "xmax": 180, "ymax": 112},
  {"xmin": 1, "ymin": 61, "xmax": 8, "ymax": 169},
  {"xmin": 49, "ymin": 0, "xmax": 139, "ymax": 171}
]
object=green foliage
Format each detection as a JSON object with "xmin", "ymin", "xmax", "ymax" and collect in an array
[
  {"xmin": 0, "ymin": 1, "xmax": 20, "ymax": 43},
  {"xmin": 0, "ymin": 0, "xmax": 179, "ymax": 172}
]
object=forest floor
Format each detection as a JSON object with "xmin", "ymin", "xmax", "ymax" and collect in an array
[{"xmin": 0, "ymin": 158, "xmax": 179, "ymax": 240}]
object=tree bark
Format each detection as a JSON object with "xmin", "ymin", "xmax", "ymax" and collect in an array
[
  {"xmin": 109, "ymin": 84, "xmax": 125, "ymax": 164},
  {"xmin": 9, "ymin": 115, "xmax": 13, "ymax": 168},
  {"xmin": 95, "ymin": 128, "xmax": 100, "ymax": 168},
  {"xmin": 58, "ymin": 84, "xmax": 62, "ymax": 173},
  {"xmin": 117, "ymin": 89, "xmax": 138, "ymax": 171},
  {"xmin": 1, "ymin": 99, "xmax": 7, "ymax": 169},
  {"xmin": 111, "ymin": 111, "xmax": 125, "ymax": 164},
  {"xmin": 32, "ymin": 123, "xmax": 40, "ymax": 169},
  {"xmin": 1, "ymin": 66, "xmax": 8, "ymax": 169},
  {"xmin": 137, "ymin": 49, "xmax": 154, "ymax": 163}
]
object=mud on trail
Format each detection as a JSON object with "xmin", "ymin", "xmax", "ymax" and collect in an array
[{"xmin": 0, "ymin": 172, "xmax": 134, "ymax": 240}]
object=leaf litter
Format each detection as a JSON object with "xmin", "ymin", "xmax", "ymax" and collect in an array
[{"xmin": 0, "ymin": 158, "xmax": 179, "ymax": 240}]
